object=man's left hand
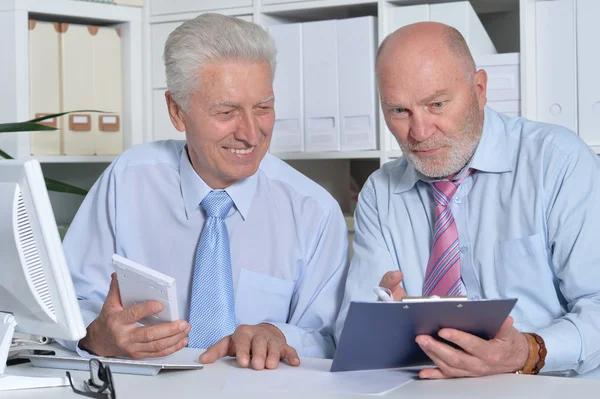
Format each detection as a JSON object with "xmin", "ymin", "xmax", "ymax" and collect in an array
[
  {"xmin": 416, "ymin": 316, "xmax": 530, "ymax": 379},
  {"xmin": 199, "ymin": 323, "xmax": 300, "ymax": 370}
]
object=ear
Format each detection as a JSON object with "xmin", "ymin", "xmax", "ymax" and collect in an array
[
  {"xmin": 165, "ymin": 91, "xmax": 186, "ymax": 132},
  {"xmin": 473, "ymin": 69, "xmax": 488, "ymax": 110}
]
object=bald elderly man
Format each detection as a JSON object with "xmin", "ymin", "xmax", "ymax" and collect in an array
[{"xmin": 336, "ymin": 22, "xmax": 600, "ymax": 378}]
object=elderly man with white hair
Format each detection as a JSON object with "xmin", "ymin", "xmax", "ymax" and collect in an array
[{"xmin": 61, "ymin": 13, "xmax": 349, "ymax": 370}]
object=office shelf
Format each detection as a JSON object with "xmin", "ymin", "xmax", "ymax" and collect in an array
[
  {"xmin": 32, "ymin": 155, "xmax": 116, "ymax": 163},
  {"xmin": 274, "ymin": 151, "xmax": 381, "ymax": 161},
  {"xmin": 0, "ymin": 0, "xmax": 143, "ymax": 161}
]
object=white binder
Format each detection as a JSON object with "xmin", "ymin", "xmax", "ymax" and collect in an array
[
  {"xmin": 268, "ymin": 23, "xmax": 304, "ymax": 153},
  {"xmin": 94, "ymin": 26, "xmax": 123, "ymax": 155},
  {"xmin": 576, "ymin": 0, "xmax": 600, "ymax": 146},
  {"xmin": 302, "ymin": 20, "xmax": 340, "ymax": 152},
  {"xmin": 535, "ymin": 0, "xmax": 577, "ymax": 132},
  {"xmin": 337, "ymin": 17, "xmax": 377, "ymax": 151},
  {"xmin": 429, "ymin": 1, "xmax": 497, "ymax": 55},
  {"xmin": 61, "ymin": 24, "xmax": 96, "ymax": 155},
  {"xmin": 151, "ymin": 22, "xmax": 181, "ymax": 89},
  {"xmin": 387, "ymin": 4, "xmax": 429, "ymax": 29},
  {"xmin": 28, "ymin": 21, "xmax": 61, "ymax": 156}
]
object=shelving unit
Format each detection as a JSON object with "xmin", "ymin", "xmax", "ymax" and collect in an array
[
  {"xmin": 2, "ymin": 0, "xmax": 597, "ymax": 226},
  {"xmin": 0, "ymin": 0, "xmax": 144, "ymax": 161},
  {"xmin": 273, "ymin": 151, "xmax": 381, "ymax": 160}
]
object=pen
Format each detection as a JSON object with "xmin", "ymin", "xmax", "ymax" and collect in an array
[{"xmin": 373, "ymin": 286, "xmax": 395, "ymax": 303}]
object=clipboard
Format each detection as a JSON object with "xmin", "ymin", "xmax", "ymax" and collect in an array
[{"xmin": 331, "ymin": 298, "xmax": 517, "ymax": 372}]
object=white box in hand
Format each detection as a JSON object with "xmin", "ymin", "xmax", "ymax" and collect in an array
[{"xmin": 112, "ymin": 254, "xmax": 179, "ymax": 326}]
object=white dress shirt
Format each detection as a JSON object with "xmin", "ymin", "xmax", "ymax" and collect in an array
[{"xmin": 61, "ymin": 140, "xmax": 349, "ymax": 358}]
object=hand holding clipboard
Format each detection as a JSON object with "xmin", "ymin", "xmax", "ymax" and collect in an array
[{"xmin": 331, "ymin": 293, "xmax": 518, "ymax": 372}]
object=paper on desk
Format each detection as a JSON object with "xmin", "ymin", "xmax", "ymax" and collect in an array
[{"xmin": 223, "ymin": 357, "xmax": 417, "ymax": 395}]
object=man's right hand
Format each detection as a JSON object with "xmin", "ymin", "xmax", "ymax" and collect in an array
[
  {"xmin": 79, "ymin": 273, "xmax": 191, "ymax": 359},
  {"xmin": 378, "ymin": 270, "xmax": 407, "ymax": 301}
]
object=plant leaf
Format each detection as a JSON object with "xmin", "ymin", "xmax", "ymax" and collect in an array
[
  {"xmin": 44, "ymin": 178, "xmax": 88, "ymax": 196},
  {"xmin": 0, "ymin": 122, "xmax": 57, "ymax": 133},
  {"xmin": 0, "ymin": 148, "xmax": 13, "ymax": 160}
]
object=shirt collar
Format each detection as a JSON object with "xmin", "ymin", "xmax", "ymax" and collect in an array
[
  {"xmin": 393, "ymin": 106, "xmax": 516, "ymax": 194},
  {"xmin": 179, "ymin": 146, "xmax": 258, "ymax": 220}
]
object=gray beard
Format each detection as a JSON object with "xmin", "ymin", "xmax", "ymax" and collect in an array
[{"xmin": 401, "ymin": 104, "xmax": 483, "ymax": 179}]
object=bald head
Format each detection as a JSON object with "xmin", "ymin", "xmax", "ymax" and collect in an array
[{"xmin": 377, "ymin": 22, "xmax": 476, "ymax": 81}]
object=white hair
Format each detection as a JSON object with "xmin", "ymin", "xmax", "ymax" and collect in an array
[{"xmin": 163, "ymin": 13, "xmax": 277, "ymax": 112}]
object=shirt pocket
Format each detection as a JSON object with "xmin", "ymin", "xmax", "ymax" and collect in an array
[
  {"xmin": 235, "ymin": 269, "xmax": 295, "ymax": 326},
  {"xmin": 494, "ymin": 232, "xmax": 552, "ymax": 324}
]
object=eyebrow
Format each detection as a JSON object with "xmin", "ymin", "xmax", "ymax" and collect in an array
[
  {"xmin": 420, "ymin": 90, "xmax": 449, "ymax": 104},
  {"xmin": 214, "ymin": 96, "xmax": 274, "ymax": 108},
  {"xmin": 380, "ymin": 98, "xmax": 402, "ymax": 107}
]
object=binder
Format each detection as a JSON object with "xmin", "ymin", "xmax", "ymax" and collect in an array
[
  {"xmin": 332, "ymin": 298, "xmax": 517, "ymax": 372},
  {"xmin": 268, "ymin": 23, "xmax": 304, "ymax": 152},
  {"xmin": 94, "ymin": 26, "xmax": 123, "ymax": 155},
  {"xmin": 337, "ymin": 17, "xmax": 378, "ymax": 151},
  {"xmin": 302, "ymin": 20, "xmax": 340, "ymax": 152},
  {"xmin": 535, "ymin": 0, "xmax": 577, "ymax": 132},
  {"xmin": 429, "ymin": 1, "xmax": 497, "ymax": 55},
  {"xmin": 386, "ymin": 5, "xmax": 430, "ymax": 152},
  {"xmin": 61, "ymin": 23, "xmax": 96, "ymax": 155},
  {"xmin": 576, "ymin": 0, "xmax": 600, "ymax": 146},
  {"xmin": 28, "ymin": 20, "xmax": 61, "ymax": 155}
]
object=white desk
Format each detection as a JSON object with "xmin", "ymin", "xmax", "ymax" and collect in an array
[{"xmin": 4, "ymin": 359, "xmax": 600, "ymax": 398}]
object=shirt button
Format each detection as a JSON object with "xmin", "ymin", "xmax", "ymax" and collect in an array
[
  {"xmin": 454, "ymin": 197, "xmax": 462, "ymax": 204},
  {"xmin": 460, "ymin": 246, "xmax": 468, "ymax": 254}
]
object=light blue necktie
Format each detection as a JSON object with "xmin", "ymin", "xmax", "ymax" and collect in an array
[{"xmin": 188, "ymin": 191, "xmax": 236, "ymax": 348}]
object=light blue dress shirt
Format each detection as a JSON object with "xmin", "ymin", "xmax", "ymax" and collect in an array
[
  {"xmin": 336, "ymin": 107, "xmax": 600, "ymax": 374},
  {"xmin": 61, "ymin": 140, "xmax": 348, "ymax": 358}
]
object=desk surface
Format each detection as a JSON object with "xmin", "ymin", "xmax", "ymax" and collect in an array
[{"xmin": 4, "ymin": 359, "xmax": 600, "ymax": 399}]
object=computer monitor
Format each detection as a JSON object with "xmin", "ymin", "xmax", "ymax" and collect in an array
[{"xmin": 0, "ymin": 159, "xmax": 86, "ymax": 390}]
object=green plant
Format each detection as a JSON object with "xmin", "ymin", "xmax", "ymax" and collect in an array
[{"xmin": 0, "ymin": 111, "xmax": 96, "ymax": 196}]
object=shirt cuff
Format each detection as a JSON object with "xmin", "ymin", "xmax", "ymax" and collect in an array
[
  {"xmin": 263, "ymin": 322, "xmax": 303, "ymax": 356},
  {"xmin": 55, "ymin": 308, "xmax": 98, "ymax": 357},
  {"xmin": 535, "ymin": 320, "xmax": 581, "ymax": 373}
]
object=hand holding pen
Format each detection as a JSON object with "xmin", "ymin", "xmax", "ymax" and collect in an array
[{"xmin": 373, "ymin": 270, "xmax": 407, "ymax": 302}]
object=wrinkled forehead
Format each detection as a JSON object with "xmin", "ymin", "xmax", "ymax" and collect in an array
[{"xmin": 377, "ymin": 57, "xmax": 466, "ymax": 104}]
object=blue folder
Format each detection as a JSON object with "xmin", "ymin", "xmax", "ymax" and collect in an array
[{"xmin": 331, "ymin": 298, "xmax": 517, "ymax": 372}]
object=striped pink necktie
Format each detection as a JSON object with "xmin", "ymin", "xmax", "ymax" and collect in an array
[{"xmin": 423, "ymin": 170, "xmax": 474, "ymax": 296}]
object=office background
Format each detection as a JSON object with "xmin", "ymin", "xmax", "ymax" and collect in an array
[{"xmin": 0, "ymin": 0, "xmax": 598, "ymax": 251}]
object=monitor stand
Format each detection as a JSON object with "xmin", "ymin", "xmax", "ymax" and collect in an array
[{"xmin": 0, "ymin": 312, "xmax": 69, "ymax": 391}]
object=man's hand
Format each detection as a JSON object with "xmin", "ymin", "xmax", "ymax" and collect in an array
[
  {"xmin": 199, "ymin": 323, "xmax": 300, "ymax": 370},
  {"xmin": 378, "ymin": 270, "xmax": 407, "ymax": 301},
  {"xmin": 416, "ymin": 316, "xmax": 530, "ymax": 379},
  {"xmin": 79, "ymin": 273, "xmax": 191, "ymax": 359}
]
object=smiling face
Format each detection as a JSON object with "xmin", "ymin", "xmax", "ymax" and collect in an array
[
  {"xmin": 166, "ymin": 60, "xmax": 275, "ymax": 189},
  {"xmin": 377, "ymin": 24, "xmax": 488, "ymax": 179}
]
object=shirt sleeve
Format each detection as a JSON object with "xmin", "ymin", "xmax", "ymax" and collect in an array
[
  {"xmin": 541, "ymin": 144, "xmax": 600, "ymax": 373},
  {"xmin": 334, "ymin": 176, "xmax": 397, "ymax": 345},
  {"xmin": 266, "ymin": 202, "xmax": 350, "ymax": 359},
  {"xmin": 55, "ymin": 163, "xmax": 118, "ymax": 352}
]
